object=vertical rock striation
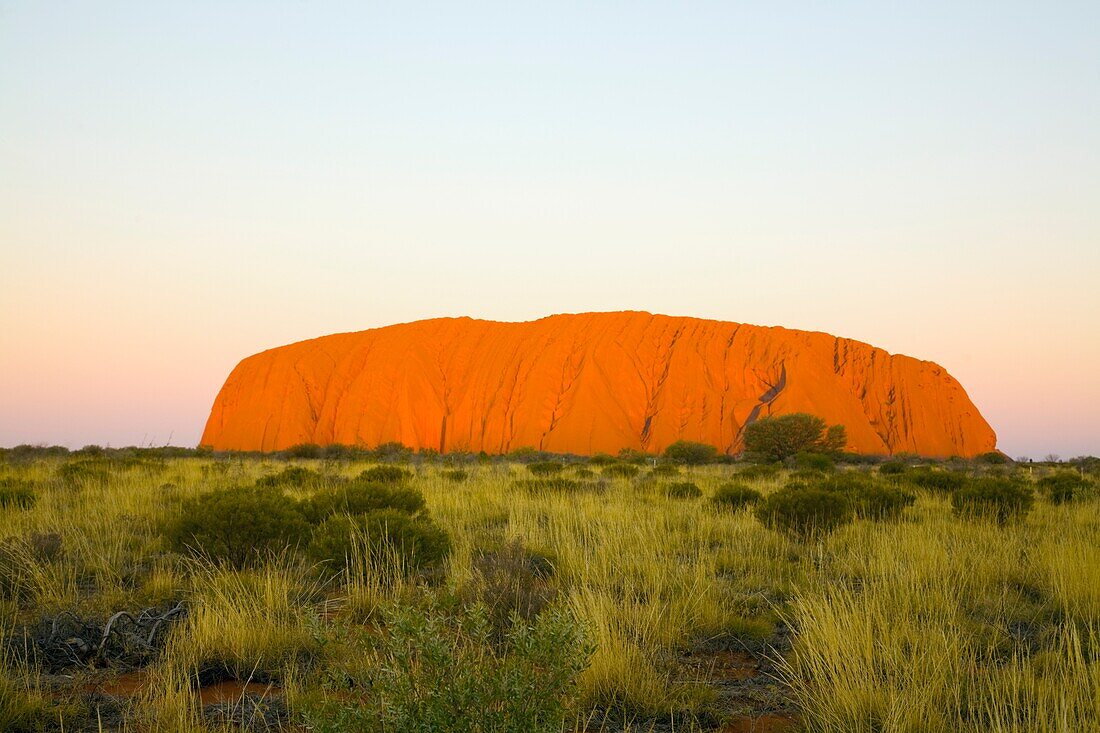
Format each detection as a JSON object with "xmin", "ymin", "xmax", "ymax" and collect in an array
[{"xmin": 200, "ymin": 312, "xmax": 996, "ymax": 457}]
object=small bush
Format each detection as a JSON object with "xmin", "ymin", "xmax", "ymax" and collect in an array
[
  {"xmin": 441, "ymin": 469, "xmax": 469, "ymax": 483},
  {"xmin": 307, "ymin": 482, "xmax": 426, "ymax": 522},
  {"xmin": 793, "ymin": 452, "xmax": 835, "ymax": 472},
  {"xmin": 527, "ymin": 461, "xmax": 565, "ymax": 476},
  {"xmin": 662, "ymin": 441, "xmax": 718, "ymax": 465},
  {"xmin": 650, "ymin": 463, "xmax": 680, "ymax": 477},
  {"xmin": 357, "ymin": 466, "xmax": 413, "ymax": 484},
  {"xmin": 711, "ymin": 483, "xmax": 763, "ymax": 510},
  {"xmin": 735, "ymin": 464, "xmax": 782, "ymax": 481},
  {"xmin": 255, "ymin": 465, "xmax": 323, "ymax": 488},
  {"xmin": 1037, "ymin": 472, "xmax": 1093, "ymax": 504},
  {"xmin": 878, "ymin": 460, "xmax": 908, "ymax": 476},
  {"xmin": 852, "ymin": 484, "xmax": 916, "ymax": 520},
  {"xmin": 572, "ymin": 467, "xmax": 595, "ymax": 480},
  {"xmin": 664, "ymin": 482, "xmax": 702, "ymax": 499},
  {"xmin": 952, "ymin": 478, "xmax": 1034, "ymax": 524},
  {"xmin": 602, "ymin": 464, "xmax": 640, "ymax": 479},
  {"xmin": 0, "ymin": 479, "xmax": 36, "ymax": 509},
  {"xmin": 165, "ymin": 486, "xmax": 310, "ymax": 568},
  {"xmin": 308, "ymin": 510, "xmax": 451, "ymax": 573},
  {"xmin": 514, "ymin": 478, "xmax": 596, "ymax": 494},
  {"xmin": 975, "ymin": 451, "xmax": 1010, "ymax": 465},
  {"xmin": 755, "ymin": 486, "xmax": 854, "ymax": 538},
  {"xmin": 56, "ymin": 461, "xmax": 108, "ymax": 486},
  {"xmin": 303, "ymin": 603, "xmax": 589, "ymax": 733},
  {"xmin": 588, "ymin": 453, "xmax": 616, "ymax": 466},
  {"xmin": 905, "ymin": 468, "xmax": 967, "ymax": 494},
  {"xmin": 282, "ymin": 443, "xmax": 324, "ymax": 459},
  {"xmin": 617, "ymin": 448, "xmax": 649, "ymax": 465},
  {"xmin": 463, "ymin": 539, "xmax": 557, "ymax": 634}
]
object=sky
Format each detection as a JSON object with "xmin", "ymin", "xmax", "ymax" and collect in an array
[{"xmin": 1, "ymin": 2, "xmax": 1098, "ymax": 458}]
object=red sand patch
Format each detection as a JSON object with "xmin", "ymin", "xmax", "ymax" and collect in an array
[
  {"xmin": 721, "ymin": 713, "xmax": 800, "ymax": 733},
  {"xmin": 79, "ymin": 670, "xmax": 281, "ymax": 705}
]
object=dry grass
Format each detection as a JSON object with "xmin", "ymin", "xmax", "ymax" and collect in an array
[{"xmin": 0, "ymin": 455, "xmax": 1096, "ymax": 731}]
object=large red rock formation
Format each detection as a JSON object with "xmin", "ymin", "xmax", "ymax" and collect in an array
[{"xmin": 200, "ymin": 312, "xmax": 996, "ymax": 457}]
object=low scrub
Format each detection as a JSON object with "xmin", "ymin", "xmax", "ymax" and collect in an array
[
  {"xmin": 793, "ymin": 452, "xmax": 835, "ymax": 472},
  {"xmin": 0, "ymin": 479, "xmax": 36, "ymax": 509},
  {"xmin": 951, "ymin": 477, "xmax": 1034, "ymax": 524},
  {"xmin": 307, "ymin": 482, "xmax": 426, "ymax": 522},
  {"xmin": 528, "ymin": 461, "xmax": 565, "ymax": 476},
  {"xmin": 303, "ymin": 603, "xmax": 590, "ymax": 733},
  {"xmin": 308, "ymin": 510, "xmax": 451, "ymax": 573},
  {"xmin": 441, "ymin": 469, "xmax": 469, "ymax": 483},
  {"xmin": 710, "ymin": 483, "xmax": 763, "ymax": 511},
  {"xmin": 904, "ymin": 468, "xmax": 968, "ymax": 494},
  {"xmin": 165, "ymin": 486, "xmax": 310, "ymax": 568},
  {"xmin": 1037, "ymin": 472, "xmax": 1094, "ymax": 504},
  {"xmin": 358, "ymin": 466, "xmax": 413, "ymax": 484},
  {"xmin": 663, "ymin": 482, "xmax": 702, "ymax": 500},
  {"xmin": 755, "ymin": 486, "xmax": 854, "ymax": 539},
  {"xmin": 662, "ymin": 441, "xmax": 718, "ymax": 466},
  {"xmin": 601, "ymin": 464, "xmax": 640, "ymax": 479},
  {"xmin": 255, "ymin": 465, "xmax": 324, "ymax": 488}
]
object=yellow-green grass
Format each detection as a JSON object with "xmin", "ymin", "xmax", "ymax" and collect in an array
[{"xmin": 0, "ymin": 456, "xmax": 1096, "ymax": 731}]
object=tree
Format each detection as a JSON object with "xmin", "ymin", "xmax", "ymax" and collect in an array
[{"xmin": 742, "ymin": 413, "xmax": 847, "ymax": 461}]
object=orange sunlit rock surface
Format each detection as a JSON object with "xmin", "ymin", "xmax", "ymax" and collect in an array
[{"xmin": 201, "ymin": 312, "xmax": 996, "ymax": 457}]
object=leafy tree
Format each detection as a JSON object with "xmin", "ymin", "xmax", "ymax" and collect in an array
[
  {"xmin": 743, "ymin": 413, "xmax": 847, "ymax": 461},
  {"xmin": 662, "ymin": 441, "xmax": 719, "ymax": 465}
]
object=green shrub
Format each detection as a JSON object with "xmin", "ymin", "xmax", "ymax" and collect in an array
[
  {"xmin": 735, "ymin": 464, "xmax": 782, "ymax": 483},
  {"xmin": 56, "ymin": 461, "xmax": 108, "ymax": 486},
  {"xmin": 255, "ymin": 465, "xmax": 323, "ymax": 488},
  {"xmin": 650, "ymin": 463, "xmax": 680, "ymax": 477},
  {"xmin": 601, "ymin": 464, "xmax": 640, "ymax": 479},
  {"xmin": 975, "ymin": 451, "xmax": 1010, "ymax": 465},
  {"xmin": 617, "ymin": 448, "xmax": 649, "ymax": 465},
  {"xmin": 514, "ymin": 478, "xmax": 595, "ymax": 494},
  {"xmin": 303, "ymin": 603, "xmax": 590, "ymax": 733},
  {"xmin": 878, "ymin": 460, "xmax": 908, "ymax": 476},
  {"xmin": 743, "ymin": 413, "xmax": 847, "ymax": 461},
  {"xmin": 463, "ymin": 539, "xmax": 558, "ymax": 635},
  {"xmin": 951, "ymin": 478, "xmax": 1034, "ymax": 524},
  {"xmin": 588, "ymin": 453, "xmax": 616, "ymax": 466},
  {"xmin": 527, "ymin": 461, "xmax": 565, "ymax": 476},
  {"xmin": 165, "ymin": 486, "xmax": 310, "ymax": 568},
  {"xmin": 307, "ymin": 482, "xmax": 426, "ymax": 522},
  {"xmin": 572, "ymin": 467, "xmax": 596, "ymax": 480},
  {"xmin": 755, "ymin": 486, "xmax": 854, "ymax": 538},
  {"xmin": 664, "ymin": 481, "xmax": 702, "ymax": 499},
  {"xmin": 441, "ymin": 469, "xmax": 469, "ymax": 483},
  {"xmin": 662, "ymin": 441, "xmax": 718, "ymax": 465},
  {"xmin": 1037, "ymin": 472, "xmax": 1093, "ymax": 504},
  {"xmin": 793, "ymin": 452, "xmax": 835, "ymax": 472},
  {"xmin": 0, "ymin": 479, "xmax": 36, "ymax": 509},
  {"xmin": 711, "ymin": 483, "xmax": 763, "ymax": 510},
  {"xmin": 358, "ymin": 466, "xmax": 413, "ymax": 484},
  {"xmin": 308, "ymin": 510, "xmax": 451, "ymax": 573},
  {"xmin": 852, "ymin": 484, "xmax": 916, "ymax": 520},
  {"xmin": 282, "ymin": 443, "xmax": 324, "ymax": 459},
  {"xmin": 905, "ymin": 468, "xmax": 967, "ymax": 494}
]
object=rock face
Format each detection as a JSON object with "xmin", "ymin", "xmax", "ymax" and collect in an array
[{"xmin": 200, "ymin": 312, "xmax": 996, "ymax": 457}]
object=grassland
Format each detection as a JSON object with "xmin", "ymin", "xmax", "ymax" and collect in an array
[{"xmin": 1, "ymin": 448, "xmax": 1098, "ymax": 732}]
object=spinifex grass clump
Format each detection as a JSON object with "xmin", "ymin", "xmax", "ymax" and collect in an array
[
  {"xmin": 306, "ymin": 482, "xmax": 426, "ymax": 522},
  {"xmin": 0, "ymin": 479, "xmax": 35, "ymax": 509},
  {"xmin": 308, "ymin": 510, "xmax": 451, "ymax": 574}
]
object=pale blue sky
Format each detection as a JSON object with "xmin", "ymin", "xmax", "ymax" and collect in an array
[{"xmin": 2, "ymin": 2, "xmax": 1098, "ymax": 456}]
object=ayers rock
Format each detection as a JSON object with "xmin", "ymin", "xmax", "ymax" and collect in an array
[{"xmin": 201, "ymin": 312, "xmax": 996, "ymax": 457}]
